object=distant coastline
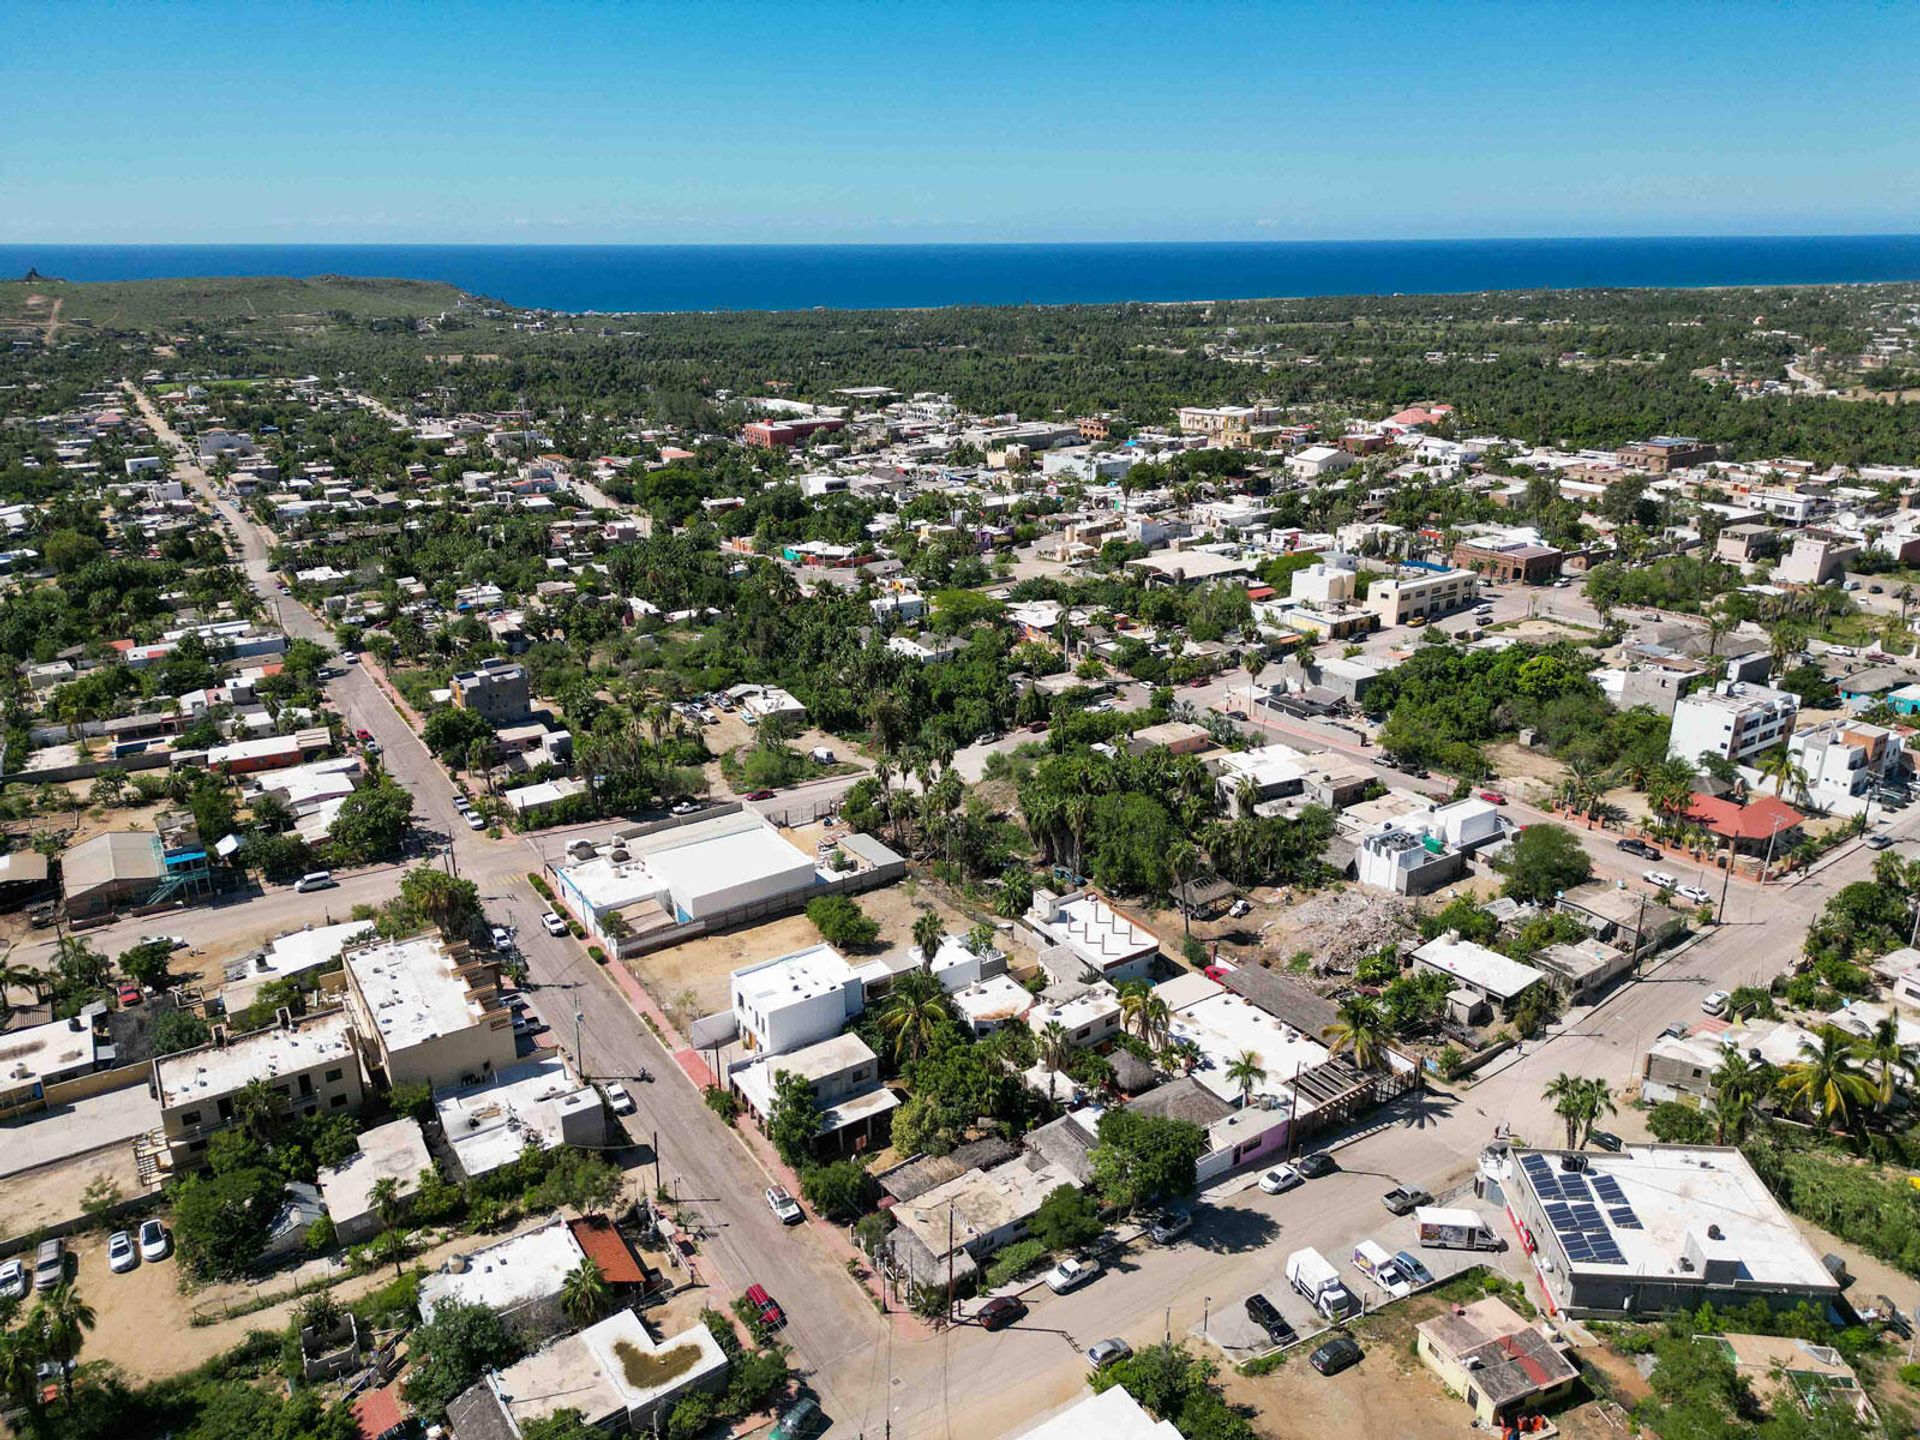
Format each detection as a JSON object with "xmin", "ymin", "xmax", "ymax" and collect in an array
[{"xmin": 3, "ymin": 236, "xmax": 1919, "ymax": 314}]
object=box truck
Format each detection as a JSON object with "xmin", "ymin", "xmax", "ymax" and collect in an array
[
  {"xmin": 1414, "ymin": 1205, "xmax": 1502, "ymax": 1251},
  {"xmin": 1285, "ymin": 1247, "xmax": 1358, "ymax": 1319}
]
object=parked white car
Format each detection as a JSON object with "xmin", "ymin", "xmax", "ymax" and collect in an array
[
  {"xmin": 1044, "ymin": 1257, "xmax": 1102, "ymax": 1293},
  {"xmin": 107, "ymin": 1231, "xmax": 137, "ymax": 1273},
  {"xmin": 1675, "ymin": 884, "xmax": 1712, "ymax": 906},
  {"xmin": 138, "ymin": 1220, "xmax": 170, "ymax": 1262},
  {"xmin": 766, "ymin": 1187, "xmax": 803, "ymax": 1225},
  {"xmin": 541, "ymin": 911, "xmax": 569, "ymax": 937},
  {"xmin": 1701, "ymin": 990, "xmax": 1731, "ymax": 1016},
  {"xmin": 0, "ymin": 1259, "xmax": 25, "ymax": 1301},
  {"xmin": 604, "ymin": 1082, "xmax": 635, "ymax": 1116},
  {"xmin": 1642, "ymin": 870, "xmax": 1680, "ymax": 890},
  {"xmin": 139, "ymin": 934, "xmax": 190, "ymax": 951},
  {"xmin": 1258, "ymin": 1164, "xmax": 1302, "ymax": 1195}
]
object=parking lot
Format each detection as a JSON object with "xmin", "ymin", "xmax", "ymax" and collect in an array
[{"xmin": 1195, "ymin": 1191, "xmax": 1517, "ymax": 1360}]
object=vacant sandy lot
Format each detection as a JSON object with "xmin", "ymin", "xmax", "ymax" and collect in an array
[
  {"xmin": 0, "ymin": 1146, "xmax": 148, "ymax": 1242},
  {"xmin": 628, "ymin": 882, "xmax": 975, "ymax": 1021}
]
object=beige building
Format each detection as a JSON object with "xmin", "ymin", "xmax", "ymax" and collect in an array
[
  {"xmin": 343, "ymin": 934, "xmax": 517, "ymax": 1090},
  {"xmin": 1366, "ymin": 568, "xmax": 1478, "ymax": 626},
  {"xmin": 1415, "ymin": 1297, "xmax": 1579, "ymax": 1426},
  {"xmin": 153, "ymin": 1010, "xmax": 364, "ymax": 1169}
]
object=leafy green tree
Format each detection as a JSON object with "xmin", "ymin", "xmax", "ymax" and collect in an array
[
  {"xmin": 328, "ymin": 776, "xmax": 414, "ymax": 864},
  {"xmin": 1088, "ymin": 1109, "xmax": 1206, "ymax": 1213},
  {"xmin": 766, "ymin": 1069, "xmax": 819, "ymax": 1167},
  {"xmin": 799, "ymin": 1158, "xmax": 870, "ymax": 1222},
  {"xmin": 117, "ymin": 939, "xmax": 175, "ymax": 991},
  {"xmin": 424, "ymin": 705, "xmax": 495, "ymax": 758},
  {"xmin": 804, "ymin": 894, "xmax": 879, "ymax": 950},
  {"xmin": 1496, "ymin": 822, "xmax": 1593, "ymax": 902},
  {"xmin": 1029, "ymin": 1185, "xmax": 1103, "ymax": 1251},
  {"xmin": 398, "ymin": 867, "xmax": 482, "ymax": 940},
  {"xmin": 245, "ymin": 830, "xmax": 317, "ymax": 883},
  {"xmin": 404, "ymin": 1301, "xmax": 518, "ymax": 1422},
  {"xmin": 1321, "ymin": 995, "xmax": 1390, "ymax": 1069},
  {"xmin": 170, "ymin": 1164, "xmax": 283, "ymax": 1279}
]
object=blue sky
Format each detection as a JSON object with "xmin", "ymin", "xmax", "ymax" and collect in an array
[{"xmin": 3, "ymin": 0, "xmax": 1916, "ymax": 243}]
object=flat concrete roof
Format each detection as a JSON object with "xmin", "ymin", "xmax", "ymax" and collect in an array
[
  {"xmin": 418, "ymin": 1216, "xmax": 585, "ymax": 1320},
  {"xmin": 1511, "ymin": 1146, "xmax": 1835, "ymax": 1292},
  {"xmin": 317, "ymin": 1117, "xmax": 433, "ymax": 1224},
  {"xmin": 346, "ymin": 935, "xmax": 487, "ymax": 1054},
  {"xmin": 1414, "ymin": 935, "xmax": 1543, "ymax": 1001},
  {"xmin": 1016, "ymin": 1388, "xmax": 1182, "ymax": 1440},
  {"xmin": 732, "ymin": 943, "xmax": 857, "ymax": 1012},
  {"xmin": 155, "ymin": 1010, "xmax": 356, "ymax": 1111}
]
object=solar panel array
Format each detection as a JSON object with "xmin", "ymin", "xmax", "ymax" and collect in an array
[{"xmin": 1521, "ymin": 1154, "xmax": 1637, "ymax": 1265}]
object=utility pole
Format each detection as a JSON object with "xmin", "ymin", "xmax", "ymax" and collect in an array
[
  {"xmin": 652, "ymin": 1129, "xmax": 661, "ymax": 1196},
  {"xmin": 946, "ymin": 1206, "xmax": 956, "ymax": 1321},
  {"xmin": 573, "ymin": 1009, "xmax": 585, "ymax": 1079}
]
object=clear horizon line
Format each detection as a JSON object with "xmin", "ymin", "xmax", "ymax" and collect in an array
[{"xmin": 5, "ymin": 230, "xmax": 1920, "ymax": 250}]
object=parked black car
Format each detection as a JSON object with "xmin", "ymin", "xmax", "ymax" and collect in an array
[
  {"xmin": 1245, "ymin": 1293, "xmax": 1297, "ymax": 1347},
  {"xmin": 1616, "ymin": 838, "xmax": 1661, "ymax": 860},
  {"xmin": 1295, "ymin": 1152, "xmax": 1337, "ymax": 1178},
  {"xmin": 1310, "ymin": 1335, "xmax": 1364, "ymax": 1376}
]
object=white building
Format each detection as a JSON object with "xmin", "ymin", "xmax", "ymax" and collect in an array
[
  {"xmin": 316, "ymin": 1117, "xmax": 435, "ymax": 1244},
  {"xmin": 418, "ymin": 1216, "xmax": 587, "ymax": 1323},
  {"xmin": 1288, "ymin": 560, "xmax": 1358, "ymax": 606},
  {"xmin": 1789, "ymin": 720, "xmax": 1900, "ymax": 815},
  {"xmin": 1023, "ymin": 889, "xmax": 1161, "ymax": 983},
  {"xmin": 1016, "ymin": 1387, "xmax": 1182, "ymax": 1440},
  {"xmin": 731, "ymin": 943, "xmax": 865, "ymax": 1055},
  {"xmin": 1023, "ymin": 982, "xmax": 1123, "ymax": 1049},
  {"xmin": 1413, "ymin": 934, "xmax": 1543, "ymax": 1008},
  {"xmin": 1288, "ymin": 445, "xmax": 1355, "ymax": 480},
  {"xmin": 1668, "ymin": 681, "xmax": 1799, "ymax": 766},
  {"xmin": 433, "ymin": 1057, "xmax": 605, "ymax": 1179},
  {"xmin": 553, "ymin": 808, "xmax": 823, "ymax": 948}
]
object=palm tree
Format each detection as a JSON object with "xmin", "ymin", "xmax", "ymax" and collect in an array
[
  {"xmin": 1577, "ymin": 1078, "xmax": 1616, "ymax": 1148},
  {"xmin": 1038, "ymin": 1020, "xmax": 1072, "ymax": 1101},
  {"xmin": 1116, "ymin": 981, "xmax": 1168, "ymax": 1046},
  {"xmin": 1855, "ymin": 1015, "xmax": 1907, "ymax": 1111},
  {"xmin": 1225, "ymin": 1049, "xmax": 1266, "ymax": 1106},
  {"xmin": 1322, "ymin": 995, "xmax": 1389, "ymax": 1070},
  {"xmin": 1777, "ymin": 1027, "xmax": 1875, "ymax": 1132},
  {"xmin": 1755, "ymin": 746, "xmax": 1807, "ymax": 802},
  {"xmin": 0, "ymin": 1329, "xmax": 41, "ymax": 1412},
  {"xmin": 877, "ymin": 970, "xmax": 949, "ymax": 1065},
  {"xmin": 370, "ymin": 1175, "xmax": 407, "ymax": 1277},
  {"xmin": 1166, "ymin": 841, "xmax": 1197, "ymax": 937},
  {"xmin": 233, "ymin": 1078, "xmax": 281, "ymax": 1141},
  {"xmin": 32, "ymin": 1283, "xmax": 94, "ymax": 1402},
  {"xmin": 1544, "ymin": 1072, "xmax": 1587, "ymax": 1150},
  {"xmin": 911, "ymin": 910, "xmax": 946, "ymax": 961},
  {"xmin": 560, "ymin": 1258, "xmax": 610, "ymax": 1328}
]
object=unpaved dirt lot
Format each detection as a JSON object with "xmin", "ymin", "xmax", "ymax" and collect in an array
[{"xmin": 629, "ymin": 883, "xmax": 975, "ymax": 1019}]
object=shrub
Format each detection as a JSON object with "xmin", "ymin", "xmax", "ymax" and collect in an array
[
  {"xmin": 1646, "ymin": 1101, "xmax": 1715, "ymax": 1145},
  {"xmin": 527, "ymin": 873, "xmax": 553, "ymax": 900},
  {"xmin": 983, "ymin": 1238, "xmax": 1050, "ymax": 1289},
  {"xmin": 703, "ymin": 1086, "xmax": 742, "ymax": 1125},
  {"xmin": 806, "ymin": 894, "xmax": 880, "ymax": 950}
]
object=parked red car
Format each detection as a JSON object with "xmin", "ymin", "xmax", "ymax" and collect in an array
[
  {"xmin": 743, "ymin": 789, "xmax": 777, "ymax": 802},
  {"xmin": 1478, "ymin": 790, "xmax": 1507, "ymax": 806},
  {"xmin": 354, "ymin": 728, "xmax": 373, "ymax": 742},
  {"xmin": 117, "ymin": 984, "xmax": 142, "ymax": 1007},
  {"xmin": 745, "ymin": 1283, "xmax": 786, "ymax": 1330}
]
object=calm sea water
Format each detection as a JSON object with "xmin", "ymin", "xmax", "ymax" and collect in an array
[{"xmin": 3, "ymin": 237, "xmax": 1919, "ymax": 313}]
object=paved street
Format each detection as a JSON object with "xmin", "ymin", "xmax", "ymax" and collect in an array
[{"xmin": 112, "ymin": 395, "xmax": 1920, "ymax": 1434}]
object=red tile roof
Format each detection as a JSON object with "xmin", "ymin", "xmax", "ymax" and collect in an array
[
  {"xmin": 353, "ymin": 1385, "xmax": 407, "ymax": 1440},
  {"xmin": 1683, "ymin": 792, "xmax": 1803, "ymax": 841},
  {"xmin": 568, "ymin": 1216, "xmax": 647, "ymax": 1284}
]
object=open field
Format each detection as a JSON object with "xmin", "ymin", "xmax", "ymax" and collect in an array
[{"xmin": 0, "ymin": 275, "xmax": 466, "ymax": 333}]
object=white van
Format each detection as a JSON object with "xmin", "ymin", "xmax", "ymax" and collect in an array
[
  {"xmin": 1352, "ymin": 1239, "xmax": 1413, "ymax": 1297},
  {"xmin": 293, "ymin": 870, "xmax": 335, "ymax": 893}
]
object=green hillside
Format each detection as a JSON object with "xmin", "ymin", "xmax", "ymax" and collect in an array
[{"xmin": 0, "ymin": 273, "xmax": 469, "ymax": 335}]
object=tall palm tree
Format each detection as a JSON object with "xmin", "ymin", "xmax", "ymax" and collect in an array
[
  {"xmin": 1166, "ymin": 841, "xmax": 1197, "ymax": 937},
  {"xmin": 370, "ymin": 1175, "xmax": 406, "ymax": 1277},
  {"xmin": 1322, "ymin": 996, "xmax": 1389, "ymax": 1070},
  {"xmin": 1544, "ymin": 1072, "xmax": 1587, "ymax": 1150},
  {"xmin": 560, "ymin": 1258, "xmax": 610, "ymax": 1329},
  {"xmin": 910, "ymin": 910, "xmax": 946, "ymax": 961},
  {"xmin": 1225, "ymin": 1050, "xmax": 1266, "ymax": 1106},
  {"xmin": 1116, "ymin": 981, "xmax": 1169, "ymax": 1046},
  {"xmin": 1777, "ymin": 1027, "xmax": 1875, "ymax": 1132},
  {"xmin": 1855, "ymin": 1016, "xmax": 1907, "ymax": 1111},
  {"xmin": 1038, "ymin": 1020, "xmax": 1073, "ymax": 1101},
  {"xmin": 32, "ymin": 1283, "xmax": 94, "ymax": 1402},
  {"xmin": 1755, "ymin": 746, "xmax": 1807, "ymax": 802},
  {"xmin": 1577, "ymin": 1078, "xmax": 1616, "ymax": 1148},
  {"xmin": 0, "ymin": 1329, "xmax": 41, "ymax": 1412},
  {"xmin": 877, "ymin": 970, "xmax": 949, "ymax": 1065},
  {"xmin": 232, "ymin": 1078, "xmax": 281, "ymax": 1141}
]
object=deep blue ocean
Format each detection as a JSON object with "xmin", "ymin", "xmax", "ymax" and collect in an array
[{"xmin": 3, "ymin": 236, "xmax": 1919, "ymax": 314}]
